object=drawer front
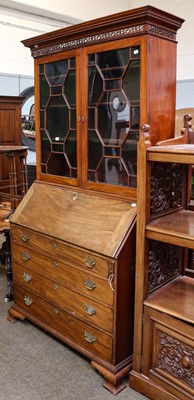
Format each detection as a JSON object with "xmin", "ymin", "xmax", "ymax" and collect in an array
[
  {"xmin": 12, "ymin": 250, "xmax": 114, "ymax": 306},
  {"xmin": 13, "ymin": 263, "xmax": 114, "ymax": 331},
  {"xmin": 143, "ymin": 306, "xmax": 194, "ymax": 397},
  {"xmin": 12, "ymin": 225, "xmax": 112, "ymax": 278},
  {"xmin": 14, "ymin": 285, "xmax": 113, "ymax": 363}
]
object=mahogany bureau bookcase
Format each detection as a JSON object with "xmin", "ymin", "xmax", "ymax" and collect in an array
[{"xmin": 8, "ymin": 6, "xmax": 183, "ymax": 394}]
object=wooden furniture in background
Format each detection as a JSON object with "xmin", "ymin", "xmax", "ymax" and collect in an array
[
  {"xmin": 130, "ymin": 120, "xmax": 194, "ymax": 400},
  {"xmin": 0, "ymin": 145, "xmax": 28, "ymax": 301},
  {"xmin": 0, "ymin": 96, "xmax": 25, "ymax": 202},
  {"xmin": 8, "ymin": 6, "xmax": 183, "ymax": 394}
]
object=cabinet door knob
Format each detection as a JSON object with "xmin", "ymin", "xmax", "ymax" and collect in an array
[
  {"xmin": 84, "ymin": 331, "xmax": 96, "ymax": 344},
  {"xmin": 23, "ymin": 272, "xmax": 32, "ymax": 283},
  {"xmin": 84, "ymin": 279, "xmax": 96, "ymax": 291}
]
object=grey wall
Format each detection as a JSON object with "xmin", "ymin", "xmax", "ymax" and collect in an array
[
  {"xmin": 176, "ymin": 79, "xmax": 194, "ymax": 110},
  {"xmin": 0, "ymin": 73, "xmax": 33, "ymax": 96}
]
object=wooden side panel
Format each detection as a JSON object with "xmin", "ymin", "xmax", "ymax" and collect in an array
[{"xmin": 149, "ymin": 37, "xmax": 177, "ymax": 144}]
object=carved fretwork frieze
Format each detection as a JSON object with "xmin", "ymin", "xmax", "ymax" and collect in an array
[
  {"xmin": 150, "ymin": 162, "xmax": 183, "ymax": 216},
  {"xmin": 31, "ymin": 23, "xmax": 175, "ymax": 58},
  {"xmin": 157, "ymin": 332, "xmax": 194, "ymax": 389},
  {"xmin": 148, "ymin": 240, "xmax": 180, "ymax": 291}
]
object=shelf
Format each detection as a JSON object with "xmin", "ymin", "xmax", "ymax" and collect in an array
[
  {"xmin": 146, "ymin": 209, "xmax": 194, "ymax": 248},
  {"xmin": 147, "ymin": 144, "xmax": 194, "ymax": 163},
  {"xmin": 144, "ymin": 275, "xmax": 194, "ymax": 324}
]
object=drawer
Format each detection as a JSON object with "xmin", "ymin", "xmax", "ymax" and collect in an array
[
  {"xmin": 13, "ymin": 264, "xmax": 114, "ymax": 328},
  {"xmin": 12, "ymin": 252, "xmax": 114, "ymax": 305},
  {"xmin": 13, "ymin": 285, "xmax": 113, "ymax": 363},
  {"xmin": 143, "ymin": 306, "xmax": 194, "ymax": 397},
  {"xmin": 11, "ymin": 225, "xmax": 113, "ymax": 278}
]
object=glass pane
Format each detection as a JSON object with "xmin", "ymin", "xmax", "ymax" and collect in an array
[
  {"xmin": 64, "ymin": 70, "xmax": 76, "ymax": 106},
  {"xmin": 47, "ymin": 153, "xmax": 70, "ymax": 176},
  {"xmin": 47, "ymin": 96, "xmax": 69, "ymax": 141},
  {"xmin": 65, "ymin": 130, "xmax": 77, "ymax": 169},
  {"xmin": 97, "ymin": 158, "xmax": 128, "ymax": 186},
  {"xmin": 41, "ymin": 130, "xmax": 51, "ymax": 164},
  {"xmin": 40, "ymin": 75, "xmax": 50, "ymax": 108},
  {"xmin": 123, "ymin": 60, "xmax": 140, "ymax": 103},
  {"xmin": 97, "ymin": 48, "xmax": 129, "ymax": 78},
  {"xmin": 88, "ymin": 67, "xmax": 103, "ymax": 106},
  {"xmin": 45, "ymin": 60, "xmax": 68, "ymax": 85},
  {"xmin": 51, "ymin": 86, "xmax": 63, "ymax": 95},
  {"xmin": 88, "ymin": 130, "xmax": 102, "ymax": 170},
  {"xmin": 88, "ymin": 108, "xmax": 95, "ymax": 129}
]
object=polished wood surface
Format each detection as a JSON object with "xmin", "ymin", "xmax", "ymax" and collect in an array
[
  {"xmin": 145, "ymin": 276, "xmax": 194, "ymax": 323},
  {"xmin": 10, "ymin": 181, "xmax": 136, "ymax": 257}
]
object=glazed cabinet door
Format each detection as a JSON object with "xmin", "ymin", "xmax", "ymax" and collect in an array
[
  {"xmin": 81, "ymin": 38, "xmax": 145, "ymax": 196},
  {"xmin": 35, "ymin": 49, "xmax": 82, "ymax": 186}
]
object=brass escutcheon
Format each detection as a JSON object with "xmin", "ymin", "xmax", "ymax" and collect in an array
[
  {"xmin": 52, "ymin": 260, "xmax": 58, "ymax": 268},
  {"xmin": 84, "ymin": 279, "xmax": 96, "ymax": 291},
  {"xmin": 21, "ymin": 251, "xmax": 31, "ymax": 261},
  {"xmin": 84, "ymin": 331, "xmax": 96, "ymax": 344},
  {"xmin": 53, "ymin": 283, "xmax": 58, "ymax": 290},
  {"xmin": 84, "ymin": 256, "xmax": 96, "ymax": 269},
  {"xmin": 51, "ymin": 240, "xmax": 57, "ymax": 249},
  {"xmin": 23, "ymin": 272, "xmax": 32, "ymax": 283},
  {"xmin": 53, "ymin": 308, "xmax": 59, "ymax": 314}
]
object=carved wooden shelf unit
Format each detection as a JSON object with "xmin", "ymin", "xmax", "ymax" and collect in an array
[
  {"xmin": 130, "ymin": 120, "xmax": 194, "ymax": 400},
  {"xmin": 8, "ymin": 6, "xmax": 184, "ymax": 394}
]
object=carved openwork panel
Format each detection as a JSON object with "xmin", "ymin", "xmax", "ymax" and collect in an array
[
  {"xmin": 157, "ymin": 332, "xmax": 194, "ymax": 389},
  {"xmin": 150, "ymin": 162, "xmax": 183, "ymax": 216},
  {"xmin": 148, "ymin": 240, "xmax": 180, "ymax": 292}
]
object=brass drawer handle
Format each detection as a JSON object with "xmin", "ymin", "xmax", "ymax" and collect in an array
[
  {"xmin": 21, "ymin": 251, "xmax": 31, "ymax": 261},
  {"xmin": 84, "ymin": 279, "xmax": 96, "ymax": 291},
  {"xmin": 21, "ymin": 234, "xmax": 29, "ymax": 242},
  {"xmin": 84, "ymin": 331, "xmax": 96, "ymax": 344},
  {"xmin": 23, "ymin": 272, "xmax": 32, "ymax": 283},
  {"xmin": 84, "ymin": 304, "xmax": 96, "ymax": 316},
  {"xmin": 24, "ymin": 295, "xmax": 33, "ymax": 306},
  {"xmin": 84, "ymin": 256, "xmax": 96, "ymax": 269}
]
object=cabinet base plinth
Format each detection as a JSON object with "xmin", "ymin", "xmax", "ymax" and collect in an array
[
  {"xmin": 130, "ymin": 370, "xmax": 180, "ymax": 400},
  {"xmin": 7, "ymin": 306, "xmax": 26, "ymax": 323},
  {"xmin": 92, "ymin": 360, "xmax": 132, "ymax": 395}
]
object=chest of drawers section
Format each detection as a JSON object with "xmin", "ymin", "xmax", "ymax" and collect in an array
[
  {"xmin": 10, "ymin": 225, "xmax": 114, "ymax": 359},
  {"xmin": 8, "ymin": 183, "xmax": 137, "ymax": 394}
]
